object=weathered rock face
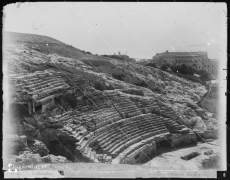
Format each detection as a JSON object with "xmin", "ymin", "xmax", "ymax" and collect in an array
[
  {"xmin": 41, "ymin": 154, "xmax": 70, "ymax": 163},
  {"xmin": 195, "ymin": 109, "xmax": 208, "ymax": 120},
  {"xmin": 27, "ymin": 140, "xmax": 49, "ymax": 157},
  {"xmin": 39, "ymin": 128, "xmax": 77, "ymax": 161},
  {"xmin": 16, "ymin": 151, "xmax": 43, "ymax": 165},
  {"xmin": 6, "ymin": 151, "xmax": 70, "ymax": 166},
  {"xmin": 187, "ymin": 117, "xmax": 199, "ymax": 127},
  {"xmin": 198, "ymin": 85, "xmax": 220, "ymax": 117},
  {"xmin": 203, "ymin": 118, "xmax": 219, "ymax": 139},
  {"xmin": 192, "ymin": 117, "xmax": 207, "ymax": 134}
]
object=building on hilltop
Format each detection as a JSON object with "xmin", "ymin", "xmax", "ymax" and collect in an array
[
  {"xmin": 152, "ymin": 50, "xmax": 219, "ymax": 78},
  {"xmin": 206, "ymin": 59, "xmax": 219, "ymax": 79}
]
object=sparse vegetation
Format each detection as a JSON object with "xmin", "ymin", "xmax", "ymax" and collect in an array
[
  {"xmin": 160, "ymin": 64, "xmax": 210, "ymax": 81},
  {"xmin": 82, "ymin": 59, "xmax": 116, "ymax": 68},
  {"xmin": 145, "ymin": 63, "xmax": 157, "ymax": 68}
]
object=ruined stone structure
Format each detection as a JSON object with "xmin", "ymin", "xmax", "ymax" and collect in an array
[
  {"xmin": 9, "ymin": 70, "xmax": 70, "ymax": 115},
  {"xmin": 5, "ymin": 32, "xmax": 219, "ymax": 167},
  {"xmin": 9, "ymin": 71, "xmax": 198, "ymax": 164}
]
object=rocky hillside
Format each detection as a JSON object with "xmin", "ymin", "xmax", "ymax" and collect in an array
[{"xmin": 3, "ymin": 32, "xmax": 220, "ymax": 169}]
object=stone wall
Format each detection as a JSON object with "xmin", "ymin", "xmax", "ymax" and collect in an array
[
  {"xmin": 42, "ymin": 98, "xmax": 55, "ymax": 112},
  {"xmin": 170, "ymin": 133, "xmax": 197, "ymax": 147},
  {"xmin": 124, "ymin": 142, "xmax": 156, "ymax": 164}
]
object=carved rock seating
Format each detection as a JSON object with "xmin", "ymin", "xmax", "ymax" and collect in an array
[
  {"xmin": 80, "ymin": 108, "xmax": 121, "ymax": 130},
  {"xmin": 134, "ymin": 98, "xmax": 160, "ymax": 114},
  {"xmin": 90, "ymin": 114, "xmax": 169, "ymax": 159},
  {"xmin": 118, "ymin": 134, "xmax": 160, "ymax": 162},
  {"xmin": 89, "ymin": 93, "xmax": 112, "ymax": 110},
  {"xmin": 113, "ymin": 97, "xmax": 142, "ymax": 118},
  {"xmin": 12, "ymin": 71, "xmax": 70, "ymax": 104},
  {"xmin": 125, "ymin": 143, "xmax": 153, "ymax": 163},
  {"xmin": 152, "ymin": 106, "xmax": 182, "ymax": 123},
  {"xmin": 69, "ymin": 108, "xmax": 122, "ymax": 162},
  {"xmin": 164, "ymin": 118, "xmax": 188, "ymax": 133},
  {"xmin": 89, "ymin": 111, "xmax": 192, "ymax": 163}
]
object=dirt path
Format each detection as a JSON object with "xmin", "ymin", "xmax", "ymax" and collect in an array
[{"xmin": 142, "ymin": 140, "xmax": 221, "ymax": 170}]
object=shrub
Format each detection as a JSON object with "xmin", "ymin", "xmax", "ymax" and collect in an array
[
  {"xmin": 145, "ymin": 63, "xmax": 156, "ymax": 68},
  {"xmin": 160, "ymin": 63, "xmax": 170, "ymax": 71}
]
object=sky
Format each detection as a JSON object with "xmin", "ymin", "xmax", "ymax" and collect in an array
[{"xmin": 3, "ymin": 2, "xmax": 227, "ymax": 59}]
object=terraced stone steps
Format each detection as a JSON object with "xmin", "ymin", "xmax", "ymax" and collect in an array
[{"xmin": 83, "ymin": 112, "xmax": 187, "ymax": 161}]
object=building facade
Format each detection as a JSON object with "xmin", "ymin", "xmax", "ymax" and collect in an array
[
  {"xmin": 152, "ymin": 51, "xmax": 219, "ymax": 78},
  {"xmin": 204, "ymin": 59, "xmax": 219, "ymax": 78}
]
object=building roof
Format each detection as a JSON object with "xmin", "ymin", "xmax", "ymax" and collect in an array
[
  {"xmin": 162, "ymin": 51, "xmax": 206, "ymax": 55},
  {"xmin": 156, "ymin": 51, "xmax": 207, "ymax": 58}
]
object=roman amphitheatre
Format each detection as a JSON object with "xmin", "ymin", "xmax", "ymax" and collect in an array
[{"xmin": 3, "ymin": 31, "xmax": 222, "ymax": 170}]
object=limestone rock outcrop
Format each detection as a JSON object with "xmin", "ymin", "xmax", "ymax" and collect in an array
[
  {"xmin": 192, "ymin": 117, "xmax": 207, "ymax": 134},
  {"xmin": 41, "ymin": 154, "xmax": 70, "ymax": 163},
  {"xmin": 16, "ymin": 151, "xmax": 43, "ymax": 165},
  {"xmin": 27, "ymin": 140, "xmax": 49, "ymax": 157}
]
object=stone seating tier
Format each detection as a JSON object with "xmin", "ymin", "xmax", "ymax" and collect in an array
[
  {"xmin": 54, "ymin": 106, "xmax": 188, "ymax": 163},
  {"xmin": 103, "ymin": 124, "xmax": 167, "ymax": 151},
  {"xmin": 87, "ymin": 113, "xmax": 163, "ymax": 148},
  {"xmin": 97, "ymin": 125, "xmax": 168, "ymax": 156}
]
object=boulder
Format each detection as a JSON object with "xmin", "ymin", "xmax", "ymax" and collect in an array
[
  {"xmin": 28, "ymin": 140, "xmax": 49, "ymax": 157},
  {"xmin": 192, "ymin": 117, "xmax": 207, "ymax": 133},
  {"xmin": 41, "ymin": 155, "xmax": 53, "ymax": 163},
  {"xmin": 24, "ymin": 117, "xmax": 39, "ymax": 129},
  {"xmin": 23, "ymin": 122, "xmax": 36, "ymax": 132},
  {"xmin": 195, "ymin": 109, "xmax": 208, "ymax": 120},
  {"xmin": 203, "ymin": 131, "xmax": 217, "ymax": 139},
  {"xmin": 187, "ymin": 102, "xmax": 197, "ymax": 109},
  {"xmin": 41, "ymin": 154, "xmax": 69, "ymax": 163},
  {"xmin": 203, "ymin": 118, "xmax": 218, "ymax": 139},
  {"xmin": 17, "ymin": 151, "xmax": 43, "ymax": 165},
  {"xmin": 187, "ymin": 117, "xmax": 199, "ymax": 127},
  {"xmin": 191, "ymin": 94, "xmax": 200, "ymax": 101},
  {"xmin": 204, "ymin": 150, "xmax": 213, "ymax": 155}
]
